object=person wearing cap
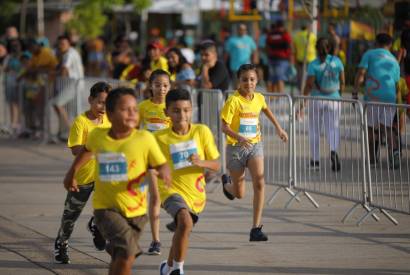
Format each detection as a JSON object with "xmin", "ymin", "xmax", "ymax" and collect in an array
[{"xmin": 147, "ymin": 42, "xmax": 169, "ymax": 75}]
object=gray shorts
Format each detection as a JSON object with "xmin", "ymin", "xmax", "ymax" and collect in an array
[
  {"xmin": 94, "ymin": 209, "xmax": 147, "ymax": 259},
  {"xmin": 226, "ymin": 142, "xmax": 264, "ymax": 171},
  {"xmin": 163, "ymin": 194, "xmax": 199, "ymax": 225}
]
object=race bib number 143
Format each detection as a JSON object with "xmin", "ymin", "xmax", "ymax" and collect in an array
[{"xmin": 98, "ymin": 152, "xmax": 128, "ymax": 182}]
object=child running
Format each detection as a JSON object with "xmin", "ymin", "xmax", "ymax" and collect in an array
[
  {"xmin": 54, "ymin": 82, "xmax": 111, "ymax": 264},
  {"xmin": 220, "ymin": 64, "xmax": 288, "ymax": 241},
  {"xmin": 138, "ymin": 69, "xmax": 171, "ymax": 255},
  {"xmin": 63, "ymin": 87, "xmax": 171, "ymax": 275},
  {"xmin": 156, "ymin": 88, "xmax": 220, "ymax": 275}
]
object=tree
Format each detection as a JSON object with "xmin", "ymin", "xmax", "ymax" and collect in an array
[{"xmin": 66, "ymin": 0, "xmax": 151, "ymax": 38}]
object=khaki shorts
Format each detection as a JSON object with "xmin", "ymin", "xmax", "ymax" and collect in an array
[{"xmin": 94, "ymin": 209, "xmax": 148, "ymax": 259}]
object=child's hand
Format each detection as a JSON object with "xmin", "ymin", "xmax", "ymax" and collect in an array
[
  {"xmin": 64, "ymin": 176, "xmax": 79, "ymax": 192},
  {"xmin": 189, "ymin": 154, "xmax": 202, "ymax": 167},
  {"xmin": 237, "ymin": 135, "xmax": 252, "ymax": 148},
  {"xmin": 277, "ymin": 128, "xmax": 288, "ymax": 142}
]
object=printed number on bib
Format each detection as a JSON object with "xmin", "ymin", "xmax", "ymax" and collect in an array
[
  {"xmin": 239, "ymin": 118, "xmax": 258, "ymax": 138},
  {"xmin": 170, "ymin": 140, "xmax": 198, "ymax": 170},
  {"xmin": 98, "ymin": 152, "xmax": 128, "ymax": 182}
]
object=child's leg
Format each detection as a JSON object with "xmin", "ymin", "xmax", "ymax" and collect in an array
[
  {"xmin": 148, "ymin": 170, "xmax": 160, "ymax": 242},
  {"xmin": 224, "ymin": 168, "xmax": 246, "ymax": 199},
  {"xmin": 247, "ymin": 156, "xmax": 265, "ymax": 228},
  {"xmin": 308, "ymin": 100, "xmax": 322, "ymax": 162},
  {"xmin": 56, "ymin": 183, "xmax": 93, "ymax": 242},
  {"xmin": 324, "ymin": 101, "xmax": 341, "ymax": 153},
  {"xmin": 109, "ymin": 256, "xmax": 134, "ymax": 275},
  {"xmin": 170, "ymin": 209, "xmax": 193, "ymax": 261}
]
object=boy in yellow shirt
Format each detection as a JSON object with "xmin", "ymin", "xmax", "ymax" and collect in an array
[
  {"xmin": 54, "ymin": 82, "xmax": 111, "ymax": 264},
  {"xmin": 63, "ymin": 88, "xmax": 171, "ymax": 274},
  {"xmin": 220, "ymin": 64, "xmax": 288, "ymax": 242},
  {"xmin": 156, "ymin": 89, "xmax": 220, "ymax": 275},
  {"xmin": 138, "ymin": 69, "xmax": 171, "ymax": 255}
]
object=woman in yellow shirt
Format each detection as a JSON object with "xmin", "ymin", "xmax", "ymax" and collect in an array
[{"xmin": 220, "ymin": 64, "xmax": 288, "ymax": 242}]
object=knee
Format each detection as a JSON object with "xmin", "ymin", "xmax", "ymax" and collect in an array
[
  {"xmin": 176, "ymin": 210, "xmax": 193, "ymax": 232},
  {"xmin": 253, "ymin": 176, "xmax": 265, "ymax": 192}
]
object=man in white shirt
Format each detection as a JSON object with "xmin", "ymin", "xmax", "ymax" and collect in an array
[{"xmin": 53, "ymin": 35, "xmax": 84, "ymax": 141}]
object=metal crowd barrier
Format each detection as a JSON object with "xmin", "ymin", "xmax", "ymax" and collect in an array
[{"xmin": 358, "ymin": 102, "xmax": 410, "ymax": 225}]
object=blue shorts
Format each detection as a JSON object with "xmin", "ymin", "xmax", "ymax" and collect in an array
[{"xmin": 269, "ymin": 59, "xmax": 290, "ymax": 83}]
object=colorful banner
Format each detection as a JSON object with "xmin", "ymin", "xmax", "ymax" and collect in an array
[{"xmin": 350, "ymin": 20, "xmax": 375, "ymax": 40}]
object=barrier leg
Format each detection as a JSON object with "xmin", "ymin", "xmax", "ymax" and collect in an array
[
  {"xmin": 380, "ymin": 209, "xmax": 399, "ymax": 226},
  {"xmin": 304, "ymin": 191, "xmax": 319, "ymax": 208},
  {"xmin": 341, "ymin": 202, "xmax": 361, "ymax": 223},
  {"xmin": 267, "ymin": 187, "xmax": 301, "ymax": 206},
  {"xmin": 356, "ymin": 207, "xmax": 378, "ymax": 226},
  {"xmin": 267, "ymin": 187, "xmax": 282, "ymax": 205},
  {"xmin": 363, "ymin": 204, "xmax": 380, "ymax": 222},
  {"xmin": 285, "ymin": 190, "xmax": 302, "ymax": 209}
]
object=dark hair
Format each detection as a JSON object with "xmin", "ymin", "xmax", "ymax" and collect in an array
[
  {"xmin": 316, "ymin": 37, "xmax": 330, "ymax": 60},
  {"xmin": 149, "ymin": 69, "xmax": 170, "ymax": 84},
  {"xmin": 199, "ymin": 40, "xmax": 216, "ymax": 52},
  {"xmin": 90, "ymin": 82, "xmax": 111, "ymax": 98},
  {"xmin": 375, "ymin": 33, "xmax": 393, "ymax": 47},
  {"xmin": 57, "ymin": 35, "xmax": 71, "ymax": 43},
  {"xmin": 167, "ymin": 47, "xmax": 188, "ymax": 73},
  {"xmin": 106, "ymin": 87, "xmax": 136, "ymax": 113},
  {"xmin": 165, "ymin": 88, "xmax": 191, "ymax": 109},
  {"xmin": 236, "ymin": 63, "xmax": 258, "ymax": 79}
]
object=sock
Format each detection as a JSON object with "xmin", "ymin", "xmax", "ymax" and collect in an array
[
  {"xmin": 160, "ymin": 261, "xmax": 171, "ymax": 275},
  {"xmin": 173, "ymin": 260, "xmax": 184, "ymax": 273}
]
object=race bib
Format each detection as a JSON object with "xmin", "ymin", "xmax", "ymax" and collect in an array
[
  {"xmin": 147, "ymin": 122, "xmax": 167, "ymax": 132},
  {"xmin": 239, "ymin": 118, "xmax": 258, "ymax": 138},
  {"xmin": 170, "ymin": 140, "xmax": 198, "ymax": 170},
  {"xmin": 98, "ymin": 152, "xmax": 128, "ymax": 182}
]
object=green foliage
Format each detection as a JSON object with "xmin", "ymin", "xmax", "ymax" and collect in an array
[
  {"xmin": 66, "ymin": 0, "xmax": 151, "ymax": 38},
  {"xmin": 0, "ymin": 0, "xmax": 19, "ymax": 20}
]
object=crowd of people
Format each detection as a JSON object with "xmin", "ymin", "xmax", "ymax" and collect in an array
[{"xmin": 1, "ymin": 18, "xmax": 410, "ymax": 275}]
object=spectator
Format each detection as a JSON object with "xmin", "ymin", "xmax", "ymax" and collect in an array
[
  {"xmin": 53, "ymin": 35, "xmax": 84, "ymax": 141},
  {"xmin": 354, "ymin": 33, "xmax": 401, "ymax": 169},
  {"xmin": 147, "ymin": 42, "xmax": 169, "ymax": 73},
  {"xmin": 166, "ymin": 47, "xmax": 196, "ymax": 89},
  {"xmin": 198, "ymin": 41, "xmax": 230, "ymax": 92},
  {"xmin": 224, "ymin": 24, "xmax": 257, "ymax": 84},
  {"xmin": 110, "ymin": 35, "xmax": 134, "ymax": 79},
  {"xmin": 293, "ymin": 24, "xmax": 317, "ymax": 93},
  {"xmin": 397, "ymin": 20, "xmax": 410, "ymax": 107},
  {"xmin": 266, "ymin": 20, "xmax": 293, "ymax": 93}
]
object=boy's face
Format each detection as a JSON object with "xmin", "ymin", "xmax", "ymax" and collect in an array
[
  {"xmin": 89, "ymin": 92, "xmax": 108, "ymax": 119},
  {"xmin": 238, "ymin": 70, "xmax": 258, "ymax": 94},
  {"xmin": 166, "ymin": 100, "xmax": 192, "ymax": 130},
  {"xmin": 151, "ymin": 75, "xmax": 170, "ymax": 100},
  {"xmin": 148, "ymin": 48, "xmax": 160, "ymax": 61},
  {"xmin": 200, "ymin": 49, "xmax": 216, "ymax": 65},
  {"xmin": 108, "ymin": 94, "xmax": 139, "ymax": 130}
]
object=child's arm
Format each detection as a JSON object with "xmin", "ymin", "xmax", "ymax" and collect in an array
[
  {"xmin": 70, "ymin": 145, "xmax": 84, "ymax": 156},
  {"xmin": 63, "ymin": 148, "xmax": 93, "ymax": 192},
  {"xmin": 153, "ymin": 163, "xmax": 172, "ymax": 188},
  {"xmin": 189, "ymin": 154, "xmax": 220, "ymax": 172},
  {"xmin": 221, "ymin": 119, "xmax": 252, "ymax": 148},
  {"xmin": 262, "ymin": 108, "xmax": 288, "ymax": 142}
]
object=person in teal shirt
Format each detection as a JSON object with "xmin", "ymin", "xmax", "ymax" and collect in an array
[
  {"xmin": 298, "ymin": 37, "xmax": 345, "ymax": 172},
  {"xmin": 354, "ymin": 33, "xmax": 401, "ymax": 169},
  {"xmin": 224, "ymin": 24, "xmax": 257, "ymax": 81}
]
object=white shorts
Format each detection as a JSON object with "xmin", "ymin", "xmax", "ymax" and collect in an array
[{"xmin": 366, "ymin": 105, "xmax": 396, "ymax": 128}]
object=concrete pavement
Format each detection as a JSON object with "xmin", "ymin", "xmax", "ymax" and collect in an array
[{"xmin": 0, "ymin": 138, "xmax": 409, "ymax": 275}]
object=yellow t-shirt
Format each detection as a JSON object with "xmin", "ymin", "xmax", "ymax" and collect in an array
[
  {"xmin": 86, "ymin": 128, "xmax": 167, "ymax": 218},
  {"xmin": 221, "ymin": 91, "xmax": 267, "ymax": 145},
  {"xmin": 155, "ymin": 124, "xmax": 220, "ymax": 214},
  {"xmin": 138, "ymin": 99, "xmax": 171, "ymax": 132},
  {"xmin": 293, "ymin": 30, "xmax": 317, "ymax": 63},
  {"xmin": 68, "ymin": 113, "xmax": 111, "ymax": 185},
  {"xmin": 150, "ymin": 56, "xmax": 169, "ymax": 73}
]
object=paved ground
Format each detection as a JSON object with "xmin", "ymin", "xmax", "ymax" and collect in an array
[{"xmin": 0, "ymin": 138, "xmax": 410, "ymax": 275}]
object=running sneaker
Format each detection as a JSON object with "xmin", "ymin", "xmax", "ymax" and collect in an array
[
  {"xmin": 221, "ymin": 174, "xmax": 235, "ymax": 200},
  {"xmin": 307, "ymin": 160, "xmax": 320, "ymax": 171},
  {"xmin": 147, "ymin": 240, "xmax": 161, "ymax": 255},
  {"xmin": 170, "ymin": 269, "xmax": 184, "ymax": 275},
  {"xmin": 331, "ymin": 151, "xmax": 341, "ymax": 172},
  {"xmin": 54, "ymin": 239, "xmax": 70, "ymax": 264},
  {"xmin": 249, "ymin": 225, "xmax": 268, "ymax": 242},
  {"xmin": 159, "ymin": 260, "xmax": 169, "ymax": 275},
  {"xmin": 87, "ymin": 217, "xmax": 106, "ymax": 251}
]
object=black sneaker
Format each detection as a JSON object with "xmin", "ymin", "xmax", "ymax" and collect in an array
[
  {"xmin": 221, "ymin": 174, "xmax": 235, "ymax": 200},
  {"xmin": 87, "ymin": 217, "xmax": 106, "ymax": 251},
  {"xmin": 166, "ymin": 221, "xmax": 177, "ymax": 232},
  {"xmin": 170, "ymin": 269, "xmax": 184, "ymax": 275},
  {"xmin": 249, "ymin": 225, "xmax": 268, "ymax": 242},
  {"xmin": 54, "ymin": 239, "xmax": 70, "ymax": 264},
  {"xmin": 308, "ymin": 160, "xmax": 320, "ymax": 171},
  {"xmin": 147, "ymin": 241, "xmax": 161, "ymax": 255},
  {"xmin": 331, "ymin": 151, "xmax": 341, "ymax": 172}
]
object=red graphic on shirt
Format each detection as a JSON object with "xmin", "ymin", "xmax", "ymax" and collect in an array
[
  {"xmin": 365, "ymin": 75, "xmax": 381, "ymax": 100},
  {"xmin": 195, "ymin": 174, "xmax": 205, "ymax": 193},
  {"xmin": 126, "ymin": 194, "xmax": 146, "ymax": 212},
  {"xmin": 193, "ymin": 199, "xmax": 205, "ymax": 208},
  {"xmin": 127, "ymin": 172, "xmax": 146, "ymax": 196}
]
